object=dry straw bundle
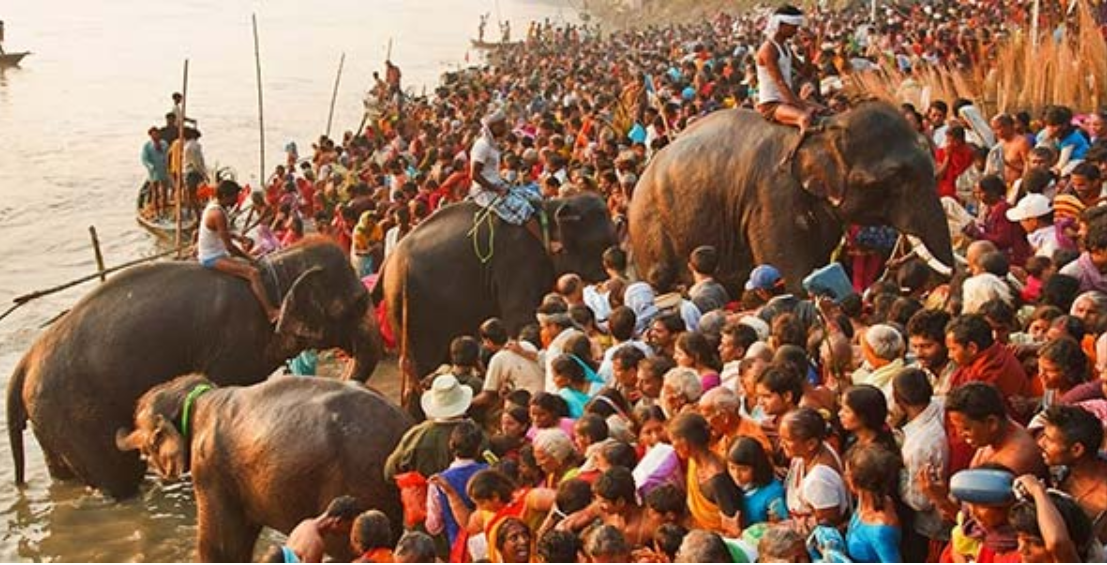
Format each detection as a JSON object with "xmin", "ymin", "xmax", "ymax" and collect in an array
[{"xmin": 851, "ymin": 2, "xmax": 1107, "ymax": 116}]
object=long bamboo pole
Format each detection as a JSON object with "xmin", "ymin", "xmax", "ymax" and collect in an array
[
  {"xmin": 175, "ymin": 59, "xmax": 189, "ymax": 257},
  {"xmin": 253, "ymin": 14, "xmax": 265, "ymax": 187},
  {"xmin": 89, "ymin": 226, "xmax": 106, "ymax": 282},
  {"xmin": 326, "ymin": 52, "xmax": 346, "ymax": 139},
  {"xmin": 0, "ymin": 244, "xmax": 192, "ymax": 324}
]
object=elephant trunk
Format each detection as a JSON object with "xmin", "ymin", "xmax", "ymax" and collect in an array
[
  {"xmin": 340, "ymin": 313, "xmax": 381, "ymax": 383},
  {"xmin": 893, "ymin": 193, "xmax": 956, "ymax": 277}
]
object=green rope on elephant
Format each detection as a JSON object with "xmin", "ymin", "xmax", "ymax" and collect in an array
[
  {"xmin": 180, "ymin": 383, "xmax": 214, "ymax": 440},
  {"xmin": 472, "ymin": 210, "xmax": 496, "ymax": 264}
]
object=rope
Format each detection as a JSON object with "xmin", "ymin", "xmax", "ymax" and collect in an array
[{"xmin": 472, "ymin": 209, "xmax": 496, "ymax": 264}]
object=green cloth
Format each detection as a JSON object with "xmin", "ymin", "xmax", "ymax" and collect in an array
[{"xmin": 384, "ymin": 419, "xmax": 488, "ymax": 483}]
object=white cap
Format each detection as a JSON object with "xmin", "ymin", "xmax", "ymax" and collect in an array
[{"xmin": 1005, "ymin": 193, "xmax": 1053, "ymax": 222}]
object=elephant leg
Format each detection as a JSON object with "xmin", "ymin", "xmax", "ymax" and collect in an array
[
  {"xmin": 196, "ymin": 485, "xmax": 261, "ymax": 562},
  {"xmin": 30, "ymin": 406, "xmax": 145, "ymax": 498},
  {"xmin": 41, "ymin": 444, "xmax": 76, "ymax": 481}
]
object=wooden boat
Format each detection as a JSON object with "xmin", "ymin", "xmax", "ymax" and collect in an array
[
  {"xmin": 469, "ymin": 39, "xmax": 522, "ymax": 50},
  {"xmin": 0, "ymin": 51, "xmax": 29, "ymax": 67},
  {"xmin": 135, "ymin": 181, "xmax": 198, "ymax": 239}
]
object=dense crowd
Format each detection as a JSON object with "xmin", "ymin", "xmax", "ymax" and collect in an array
[{"xmin": 138, "ymin": 0, "xmax": 1107, "ymax": 563}]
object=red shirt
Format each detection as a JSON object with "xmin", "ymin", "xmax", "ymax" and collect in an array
[{"xmin": 935, "ymin": 142, "xmax": 975, "ymax": 199}]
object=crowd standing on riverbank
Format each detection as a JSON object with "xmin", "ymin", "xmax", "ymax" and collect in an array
[{"xmin": 141, "ymin": 1, "xmax": 1107, "ymax": 562}]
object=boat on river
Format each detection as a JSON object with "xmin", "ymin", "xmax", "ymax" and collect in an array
[
  {"xmin": 469, "ymin": 39, "xmax": 522, "ymax": 49},
  {"xmin": 135, "ymin": 181, "xmax": 198, "ymax": 239}
]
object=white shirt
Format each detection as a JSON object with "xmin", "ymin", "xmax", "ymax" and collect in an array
[
  {"xmin": 898, "ymin": 399, "xmax": 949, "ymax": 538},
  {"xmin": 484, "ymin": 342, "xmax": 544, "ymax": 395},
  {"xmin": 1028, "ymin": 225, "xmax": 1062, "ymax": 258},
  {"xmin": 757, "ymin": 39, "xmax": 794, "ymax": 105},
  {"xmin": 197, "ymin": 201, "xmax": 229, "ymax": 262},
  {"xmin": 469, "ymin": 129, "xmax": 502, "ymax": 199}
]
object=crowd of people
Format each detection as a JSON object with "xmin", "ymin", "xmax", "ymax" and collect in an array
[{"xmin": 147, "ymin": 0, "xmax": 1107, "ymax": 562}]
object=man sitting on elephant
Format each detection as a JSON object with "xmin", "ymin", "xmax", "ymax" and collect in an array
[
  {"xmin": 198, "ymin": 179, "xmax": 280, "ymax": 323},
  {"xmin": 470, "ymin": 108, "xmax": 551, "ymax": 250},
  {"xmin": 755, "ymin": 4, "xmax": 823, "ymax": 133}
]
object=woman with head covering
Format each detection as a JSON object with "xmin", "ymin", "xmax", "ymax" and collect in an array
[{"xmin": 351, "ymin": 210, "xmax": 383, "ymax": 277}]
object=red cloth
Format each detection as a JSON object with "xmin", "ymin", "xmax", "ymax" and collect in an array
[
  {"xmin": 936, "ymin": 143, "xmax": 975, "ymax": 199},
  {"xmin": 973, "ymin": 200, "xmax": 1031, "ymax": 267},
  {"xmin": 946, "ymin": 343, "xmax": 1030, "ymax": 474}
]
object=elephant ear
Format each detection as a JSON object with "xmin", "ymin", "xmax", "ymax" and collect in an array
[
  {"xmin": 552, "ymin": 200, "xmax": 584, "ymax": 247},
  {"xmin": 795, "ymin": 126, "xmax": 851, "ymax": 208},
  {"xmin": 276, "ymin": 267, "xmax": 326, "ymax": 342}
]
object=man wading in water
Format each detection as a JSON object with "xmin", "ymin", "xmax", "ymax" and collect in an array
[
  {"xmin": 197, "ymin": 179, "xmax": 281, "ymax": 323},
  {"xmin": 755, "ymin": 5, "xmax": 823, "ymax": 134}
]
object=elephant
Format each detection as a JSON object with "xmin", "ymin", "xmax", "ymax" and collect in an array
[
  {"xmin": 116, "ymin": 373, "xmax": 412, "ymax": 562},
  {"xmin": 374, "ymin": 193, "xmax": 616, "ymax": 401},
  {"xmin": 7, "ymin": 238, "xmax": 381, "ymax": 499},
  {"xmin": 629, "ymin": 101, "xmax": 955, "ymax": 295}
]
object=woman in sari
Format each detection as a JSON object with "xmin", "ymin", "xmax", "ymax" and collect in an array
[{"xmin": 668, "ymin": 412, "xmax": 744, "ymax": 536}]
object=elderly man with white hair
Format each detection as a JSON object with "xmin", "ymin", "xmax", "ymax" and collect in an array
[
  {"xmin": 851, "ymin": 324, "xmax": 906, "ymax": 401},
  {"xmin": 660, "ymin": 367, "xmax": 703, "ymax": 418},
  {"xmin": 699, "ymin": 386, "xmax": 771, "ymax": 457}
]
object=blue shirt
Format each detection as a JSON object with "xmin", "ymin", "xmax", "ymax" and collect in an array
[
  {"xmin": 742, "ymin": 479, "xmax": 787, "ymax": 525},
  {"xmin": 846, "ymin": 512, "xmax": 902, "ymax": 563}
]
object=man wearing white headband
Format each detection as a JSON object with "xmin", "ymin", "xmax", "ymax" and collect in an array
[
  {"xmin": 470, "ymin": 108, "xmax": 546, "ymax": 245},
  {"xmin": 755, "ymin": 5, "xmax": 819, "ymax": 132}
]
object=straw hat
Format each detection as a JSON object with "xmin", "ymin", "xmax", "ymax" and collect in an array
[{"xmin": 421, "ymin": 375, "xmax": 473, "ymax": 420}]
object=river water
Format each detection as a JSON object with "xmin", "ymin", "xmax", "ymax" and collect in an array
[{"xmin": 0, "ymin": 0, "xmax": 576, "ymax": 560}]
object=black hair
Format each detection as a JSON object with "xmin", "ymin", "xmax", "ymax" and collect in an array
[
  {"xmin": 449, "ymin": 336, "xmax": 481, "ymax": 367},
  {"xmin": 727, "ymin": 436, "xmax": 774, "ymax": 487},
  {"xmin": 1041, "ymin": 274, "xmax": 1081, "ymax": 312},
  {"xmin": 322, "ymin": 495, "xmax": 361, "ymax": 520},
  {"xmin": 675, "ymin": 331, "xmax": 721, "ymax": 371},
  {"xmin": 479, "ymin": 318, "xmax": 509, "ymax": 346},
  {"xmin": 555, "ymin": 478, "xmax": 594, "ymax": 515},
  {"xmin": 216, "ymin": 179, "xmax": 241, "ymax": 200},
  {"xmin": 978, "ymin": 174, "xmax": 1006, "ymax": 198},
  {"xmin": 653, "ymin": 312, "xmax": 686, "ymax": 334},
  {"xmin": 892, "ymin": 367, "xmax": 933, "ymax": 407},
  {"xmin": 690, "ymin": 245, "xmax": 719, "ymax": 275},
  {"xmin": 574, "ymin": 413, "xmax": 609, "ymax": 444},
  {"xmin": 639, "ymin": 355, "xmax": 676, "ymax": 381},
  {"xmin": 842, "ymin": 385, "xmax": 896, "ymax": 450},
  {"xmin": 468, "ymin": 469, "xmax": 516, "ymax": 503},
  {"xmin": 530, "ymin": 392, "xmax": 570, "ymax": 419},
  {"xmin": 602, "ymin": 246, "xmax": 627, "ymax": 272},
  {"xmin": 645, "ymin": 484, "xmax": 687, "ymax": 518},
  {"xmin": 907, "ymin": 308, "xmax": 951, "ymax": 342},
  {"xmin": 449, "ymin": 420, "xmax": 483, "ymax": 459},
  {"xmin": 756, "ymin": 364, "xmax": 804, "ymax": 405},
  {"xmin": 653, "ymin": 524, "xmax": 690, "ymax": 561},
  {"xmin": 612, "ymin": 344, "xmax": 646, "ymax": 371},
  {"xmin": 551, "ymin": 353, "xmax": 587, "ymax": 385},
  {"xmin": 978, "ymin": 251, "xmax": 1010, "ymax": 277},
  {"xmin": 946, "ymin": 382, "xmax": 1006, "ymax": 422},
  {"xmin": 721, "ymin": 321, "xmax": 760, "ymax": 351},
  {"xmin": 846, "ymin": 444, "xmax": 902, "ymax": 499},
  {"xmin": 1051, "ymin": 315, "xmax": 1088, "ymax": 342},
  {"xmin": 979, "ymin": 298, "xmax": 1016, "ymax": 329},
  {"xmin": 1041, "ymin": 404, "xmax": 1104, "ymax": 458},
  {"xmin": 783, "ymin": 407, "xmax": 828, "ymax": 441},
  {"xmin": 1010, "ymin": 492, "xmax": 1094, "ymax": 558},
  {"xmin": 945, "ymin": 314, "xmax": 995, "ymax": 350},
  {"xmin": 351, "ymin": 510, "xmax": 393, "ymax": 553},
  {"xmin": 600, "ymin": 441, "xmax": 638, "ymax": 470},
  {"xmin": 608, "ymin": 306, "xmax": 637, "ymax": 342},
  {"xmin": 594, "ymin": 467, "xmax": 637, "ymax": 506},
  {"xmin": 668, "ymin": 412, "xmax": 712, "ymax": 448},
  {"xmin": 537, "ymin": 530, "xmax": 582, "ymax": 563},
  {"xmin": 1039, "ymin": 338, "xmax": 1089, "ymax": 388}
]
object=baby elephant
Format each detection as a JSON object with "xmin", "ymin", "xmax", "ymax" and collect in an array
[{"xmin": 116, "ymin": 374, "xmax": 412, "ymax": 562}]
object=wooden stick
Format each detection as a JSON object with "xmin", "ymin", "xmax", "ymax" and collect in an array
[
  {"xmin": 253, "ymin": 14, "xmax": 265, "ymax": 188},
  {"xmin": 175, "ymin": 59, "xmax": 189, "ymax": 256},
  {"xmin": 326, "ymin": 52, "xmax": 346, "ymax": 139},
  {"xmin": 89, "ymin": 226, "xmax": 106, "ymax": 282},
  {"xmin": 0, "ymin": 245, "xmax": 192, "ymax": 324}
]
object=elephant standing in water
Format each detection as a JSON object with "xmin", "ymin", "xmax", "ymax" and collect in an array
[
  {"xmin": 629, "ymin": 101, "xmax": 955, "ymax": 293},
  {"xmin": 375, "ymin": 193, "xmax": 616, "ymax": 401},
  {"xmin": 8, "ymin": 238, "xmax": 381, "ymax": 498},
  {"xmin": 117, "ymin": 374, "xmax": 411, "ymax": 562}
]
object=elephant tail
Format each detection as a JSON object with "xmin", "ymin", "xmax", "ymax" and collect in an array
[{"xmin": 6, "ymin": 357, "xmax": 28, "ymax": 485}]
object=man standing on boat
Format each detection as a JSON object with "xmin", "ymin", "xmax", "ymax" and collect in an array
[
  {"xmin": 198, "ymin": 179, "xmax": 280, "ymax": 324},
  {"xmin": 140, "ymin": 126, "xmax": 170, "ymax": 218}
]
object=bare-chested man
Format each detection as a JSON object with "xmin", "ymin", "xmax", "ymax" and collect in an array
[
  {"xmin": 755, "ymin": 5, "xmax": 822, "ymax": 132},
  {"xmin": 1038, "ymin": 405, "xmax": 1107, "ymax": 542},
  {"xmin": 285, "ymin": 496, "xmax": 361, "ymax": 562},
  {"xmin": 990, "ymin": 113, "xmax": 1031, "ymax": 185}
]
